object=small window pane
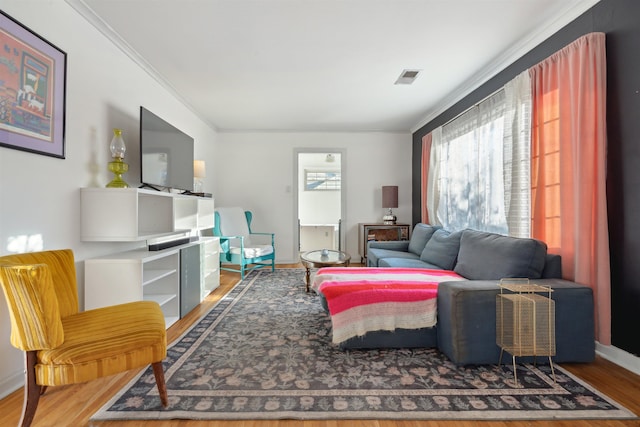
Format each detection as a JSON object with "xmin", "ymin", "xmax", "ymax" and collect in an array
[{"xmin": 305, "ymin": 171, "xmax": 341, "ymax": 191}]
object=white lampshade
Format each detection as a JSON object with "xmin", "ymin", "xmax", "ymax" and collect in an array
[{"xmin": 194, "ymin": 160, "xmax": 206, "ymax": 178}]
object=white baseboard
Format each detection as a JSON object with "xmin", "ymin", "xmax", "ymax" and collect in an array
[
  {"xmin": 596, "ymin": 342, "xmax": 640, "ymax": 376},
  {"xmin": 0, "ymin": 371, "xmax": 23, "ymax": 400}
]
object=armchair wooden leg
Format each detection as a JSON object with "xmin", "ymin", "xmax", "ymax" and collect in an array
[
  {"xmin": 152, "ymin": 361, "xmax": 168, "ymax": 407},
  {"xmin": 20, "ymin": 351, "xmax": 41, "ymax": 427}
]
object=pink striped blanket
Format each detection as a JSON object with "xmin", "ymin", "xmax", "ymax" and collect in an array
[{"xmin": 312, "ymin": 267, "xmax": 467, "ymax": 344}]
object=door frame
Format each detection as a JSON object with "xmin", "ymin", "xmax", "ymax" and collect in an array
[{"xmin": 293, "ymin": 148, "xmax": 347, "ymax": 257}]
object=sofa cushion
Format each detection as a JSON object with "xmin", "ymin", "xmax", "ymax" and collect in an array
[
  {"xmin": 420, "ymin": 229, "xmax": 462, "ymax": 270},
  {"xmin": 368, "ymin": 248, "xmax": 419, "ymax": 267},
  {"xmin": 379, "ymin": 257, "xmax": 442, "ymax": 269},
  {"xmin": 407, "ymin": 223, "xmax": 439, "ymax": 256},
  {"xmin": 453, "ymin": 229, "xmax": 547, "ymax": 280},
  {"xmin": 367, "ymin": 241, "xmax": 411, "ymax": 266}
]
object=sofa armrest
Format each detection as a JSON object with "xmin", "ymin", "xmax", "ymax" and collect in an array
[
  {"xmin": 542, "ymin": 254, "xmax": 562, "ymax": 278},
  {"xmin": 367, "ymin": 240, "xmax": 410, "ymax": 251},
  {"xmin": 437, "ymin": 278, "xmax": 595, "ymax": 365}
]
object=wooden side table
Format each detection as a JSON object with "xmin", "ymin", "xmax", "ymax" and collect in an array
[
  {"xmin": 358, "ymin": 223, "xmax": 410, "ymax": 263},
  {"xmin": 300, "ymin": 250, "xmax": 351, "ymax": 292}
]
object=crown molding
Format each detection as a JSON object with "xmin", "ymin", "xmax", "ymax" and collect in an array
[
  {"xmin": 64, "ymin": 0, "xmax": 218, "ymax": 131},
  {"xmin": 65, "ymin": 0, "xmax": 600, "ymax": 135},
  {"xmin": 410, "ymin": 0, "xmax": 601, "ymax": 134}
]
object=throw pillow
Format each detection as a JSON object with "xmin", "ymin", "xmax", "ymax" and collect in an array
[
  {"xmin": 453, "ymin": 229, "xmax": 548, "ymax": 280},
  {"xmin": 420, "ymin": 229, "xmax": 462, "ymax": 270},
  {"xmin": 407, "ymin": 223, "xmax": 440, "ymax": 256}
]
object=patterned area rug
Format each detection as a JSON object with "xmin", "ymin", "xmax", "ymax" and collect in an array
[{"xmin": 92, "ymin": 269, "xmax": 635, "ymax": 421}]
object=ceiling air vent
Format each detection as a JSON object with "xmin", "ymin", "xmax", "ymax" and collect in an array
[{"xmin": 395, "ymin": 69, "xmax": 421, "ymax": 85}]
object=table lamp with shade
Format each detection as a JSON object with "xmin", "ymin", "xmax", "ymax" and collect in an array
[
  {"xmin": 382, "ymin": 185, "xmax": 398, "ymax": 224},
  {"xmin": 193, "ymin": 160, "xmax": 206, "ymax": 193}
]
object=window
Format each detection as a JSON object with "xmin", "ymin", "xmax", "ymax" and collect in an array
[
  {"xmin": 304, "ymin": 170, "xmax": 341, "ymax": 191},
  {"xmin": 435, "ymin": 91, "xmax": 507, "ymax": 233},
  {"xmin": 427, "ymin": 72, "xmax": 531, "ymax": 236},
  {"xmin": 531, "ymin": 88, "xmax": 561, "ymax": 250}
]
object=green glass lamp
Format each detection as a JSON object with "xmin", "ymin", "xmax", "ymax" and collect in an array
[{"xmin": 106, "ymin": 128, "xmax": 130, "ymax": 188}]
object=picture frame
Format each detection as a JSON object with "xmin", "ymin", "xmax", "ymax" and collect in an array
[{"xmin": 0, "ymin": 10, "xmax": 67, "ymax": 159}]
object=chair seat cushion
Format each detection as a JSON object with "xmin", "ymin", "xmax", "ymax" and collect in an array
[
  {"xmin": 230, "ymin": 245, "xmax": 274, "ymax": 258},
  {"xmin": 35, "ymin": 301, "xmax": 166, "ymax": 386}
]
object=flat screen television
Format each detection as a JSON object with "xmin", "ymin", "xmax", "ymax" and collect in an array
[{"xmin": 140, "ymin": 106, "xmax": 194, "ymax": 192}]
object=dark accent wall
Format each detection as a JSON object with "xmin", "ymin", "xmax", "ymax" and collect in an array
[{"xmin": 412, "ymin": 0, "xmax": 640, "ymax": 357}]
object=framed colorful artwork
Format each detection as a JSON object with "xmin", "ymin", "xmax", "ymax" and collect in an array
[{"xmin": 0, "ymin": 10, "xmax": 67, "ymax": 159}]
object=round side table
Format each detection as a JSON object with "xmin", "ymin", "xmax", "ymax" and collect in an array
[{"xmin": 300, "ymin": 249, "xmax": 351, "ymax": 292}]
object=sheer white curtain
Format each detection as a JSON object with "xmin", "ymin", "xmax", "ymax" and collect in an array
[
  {"xmin": 425, "ymin": 73, "xmax": 531, "ymax": 235},
  {"xmin": 503, "ymin": 71, "xmax": 531, "ymax": 237},
  {"xmin": 426, "ymin": 127, "xmax": 442, "ymax": 226},
  {"xmin": 432, "ymin": 90, "xmax": 507, "ymax": 233}
]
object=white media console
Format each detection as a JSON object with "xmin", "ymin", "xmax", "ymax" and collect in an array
[{"xmin": 81, "ymin": 188, "xmax": 219, "ymax": 328}]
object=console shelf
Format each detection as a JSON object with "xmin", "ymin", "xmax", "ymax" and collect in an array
[
  {"xmin": 143, "ymin": 268, "xmax": 177, "ymax": 286},
  {"xmin": 82, "ymin": 188, "xmax": 219, "ymax": 329},
  {"xmin": 80, "ymin": 188, "xmax": 213, "ymax": 241},
  {"xmin": 144, "ymin": 293, "xmax": 178, "ymax": 307},
  {"xmin": 85, "ymin": 247, "xmax": 181, "ymax": 327}
]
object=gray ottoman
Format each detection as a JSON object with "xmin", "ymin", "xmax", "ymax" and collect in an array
[{"xmin": 437, "ymin": 278, "xmax": 595, "ymax": 365}]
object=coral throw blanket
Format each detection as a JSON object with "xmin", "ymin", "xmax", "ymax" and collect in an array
[{"xmin": 313, "ymin": 267, "xmax": 467, "ymax": 344}]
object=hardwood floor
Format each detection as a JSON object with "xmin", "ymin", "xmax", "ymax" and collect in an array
[{"xmin": 1, "ymin": 264, "xmax": 639, "ymax": 427}]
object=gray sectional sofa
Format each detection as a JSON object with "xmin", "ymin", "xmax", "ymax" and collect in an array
[{"xmin": 336, "ymin": 224, "xmax": 595, "ymax": 366}]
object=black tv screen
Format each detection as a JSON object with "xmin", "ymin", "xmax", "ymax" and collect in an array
[{"xmin": 140, "ymin": 107, "xmax": 194, "ymax": 192}]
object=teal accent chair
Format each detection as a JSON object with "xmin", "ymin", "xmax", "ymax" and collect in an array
[{"xmin": 213, "ymin": 207, "xmax": 275, "ymax": 279}]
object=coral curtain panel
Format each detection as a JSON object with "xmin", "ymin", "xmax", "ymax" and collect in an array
[
  {"xmin": 421, "ymin": 132, "xmax": 432, "ymax": 224},
  {"xmin": 529, "ymin": 32, "xmax": 610, "ymax": 344}
]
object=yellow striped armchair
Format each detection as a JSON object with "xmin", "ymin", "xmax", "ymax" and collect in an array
[{"xmin": 0, "ymin": 249, "xmax": 168, "ymax": 427}]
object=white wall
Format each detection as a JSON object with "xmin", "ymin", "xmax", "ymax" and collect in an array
[
  {"xmin": 214, "ymin": 132, "xmax": 412, "ymax": 263},
  {"xmin": 0, "ymin": 1, "xmax": 218, "ymax": 398},
  {"xmin": 0, "ymin": 0, "xmax": 412, "ymax": 400}
]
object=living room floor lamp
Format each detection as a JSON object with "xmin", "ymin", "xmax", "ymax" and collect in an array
[{"xmin": 382, "ymin": 186, "xmax": 398, "ymax": 224}]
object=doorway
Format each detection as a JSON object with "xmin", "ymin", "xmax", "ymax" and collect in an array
[{"xmin": 294, "ymin": 149, "xmax": 346, "ymax": 255}]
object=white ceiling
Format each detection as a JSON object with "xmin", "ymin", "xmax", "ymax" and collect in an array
[{"xmin": 68, "ymin": 0, "xmax": 599, "ymax": 133}]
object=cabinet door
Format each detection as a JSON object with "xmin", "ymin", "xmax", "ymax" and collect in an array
[{"xmin": 180, "ymin": 244, "xmax": 202, "ymax": 317}]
